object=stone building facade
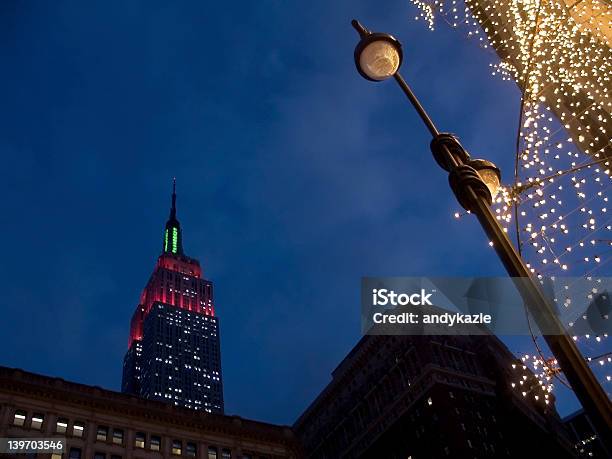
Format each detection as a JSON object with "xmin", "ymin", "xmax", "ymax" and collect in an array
[{"xmin": 0, "ymin": 366, "xmax": 301, "ymax": 459}]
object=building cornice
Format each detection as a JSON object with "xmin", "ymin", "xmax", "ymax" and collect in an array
[{"xmin": 0, "ymin": 366, "xmax": 298, "ymax": 450}]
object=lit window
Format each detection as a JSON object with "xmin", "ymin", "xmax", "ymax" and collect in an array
[
  {"xmin": 186, "ymin": 442, "xmax": 197, "ymax": 457},
  {"xmin": 222, "ymin": 449, "xmax": 231, "ymax": 459},
  {"xmin": 13, "ymin": 410, "xmax": 26, "ymax": 426},
  {"xmin": 51, "ymin": 454, "xmax": 62, "ymax": 459},
  {"xmin": 112, "ymin": 428, "xmax": 124, "ymax": 445},
  {"xmin": 172, "ymin": 440, "xmax": 182, "ymax": 455},
  {"xmin": 73, "ymin": 422, "xmax": 85, "ymax": 437},
  {"xmin": 96, "ymin": 425, "xmax": 108, "ymax": 441},
  {"xmin": 31, "ymin": 413, "xmax": 44, "ymax": 429},
  {"xmin": 150, "ymin": 435, "xmax": 161, "ymax": 451},
  {"xmin": 56, "ymin": 417, "xmax": 69, "ymax": 433},
  {"xmin": 135, "ymin": 432, "xmax": 145, "ymax": 449},
  {"xmin": 208, "ymin": 446, "xmax": 218, "ymax": 459}
]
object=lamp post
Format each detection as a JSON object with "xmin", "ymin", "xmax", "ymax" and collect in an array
[{"xmin": 350, "ymin": 19, "xmax": 612, "ymax": 446}]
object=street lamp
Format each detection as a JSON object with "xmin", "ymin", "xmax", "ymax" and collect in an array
[
  {"xmin": 353, "ymin": 31, "xmax": 403, "ymax": 81},
  {"xmin": 350, "ymin": 19, "xmax": 612, "ymax": 446}
]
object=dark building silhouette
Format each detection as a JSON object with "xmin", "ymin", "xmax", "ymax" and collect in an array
[
  {"xmin": 564, "ymin": 409, "xmax": 609, "ymax": 458},
  {"xmin": 294, "ymin": 334, "xmax": 575, "ymax": 458},
  {"xmin": 122, "ymin": 181, "xmax": 224, "ymax": 413}
]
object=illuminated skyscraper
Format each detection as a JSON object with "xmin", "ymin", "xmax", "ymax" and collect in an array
[{"xmin": 122, "ymin": 181, "xmax": 224, "ymax": 413}]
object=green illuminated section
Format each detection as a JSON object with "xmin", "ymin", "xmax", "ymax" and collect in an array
[
  {"xmin": 172, "ymin": 227, "xmax": 178, "ymax": 254},
  {"xmin": 164, "ymin": 229, "xmax": 169, "ymax": 252}
]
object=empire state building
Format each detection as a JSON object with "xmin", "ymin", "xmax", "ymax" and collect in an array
[{"xmin": 122, "ymin": 181, "xmax": 224, "ymax": 413}]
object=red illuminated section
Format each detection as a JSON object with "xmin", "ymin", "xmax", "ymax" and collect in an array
[
  {"xmin": 127, "ymin": 252, "xmax": 215, "ymax": 348},
  {"xmin": 127, "ymin": 181, "xmax": 216, "ymax": 348},
  {"xmin": 156, "ymin": 253, "xmax": 201, "ymax": 277}
]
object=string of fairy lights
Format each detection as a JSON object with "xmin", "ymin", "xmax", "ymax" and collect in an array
[{"xmin": 408, "ymin": 0, "xmax": 611, "ymax": 402}]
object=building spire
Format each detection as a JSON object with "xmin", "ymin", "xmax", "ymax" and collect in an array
[
  {"xmin": 163, "ymin": 178, "xmax": 184, "ymax": 256},
  {"xmin": 170, "ymin": 177, "xmax": 177, "ymax": 220}
]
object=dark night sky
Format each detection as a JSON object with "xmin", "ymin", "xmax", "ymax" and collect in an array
[{"xmin": 0, "ymin": 0, "xmax": 579, "ymax": 424}]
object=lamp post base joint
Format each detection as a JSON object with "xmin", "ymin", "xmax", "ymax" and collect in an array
[{"xmin": 430, "ymin": 133, "xmax": 470, "ymax": 171}]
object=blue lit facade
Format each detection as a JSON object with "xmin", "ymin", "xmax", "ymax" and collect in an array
[{"xmin": 139, "ymin": 303, "xmax": 223, "ymax": 411}]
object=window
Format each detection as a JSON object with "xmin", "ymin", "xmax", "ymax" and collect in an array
[
  {"xmin": 96, "ymin": 426, "xmax": 108, "ymax": 441},
  {"xmin": 150, "ymin": 435, "xmax": 161, "ymax": 451},
  {"xmin": 186, "ymin": 442, "xmax": 197, "ymax": 457},
  {"xmin": 13, "ymin": 410, "xmax": 26, "ymax": 426},
  {"xmin": 94, "ymin": 453, "xmax": 106, "ymax": 459},
  {"xmin": 208, "ymin": 446, "xmax": 218, "ymax": 459},
  {"xmin": 51, "ymin": 454, "xmax": 63, "ymax": 459},
  {"xmin": 172, "ymin": 440, "xmax": 182, "ymax": 455},
  {"xmin": 56, "ymin": 417, "xmax": 69, "ymax": 433},
  {"xmin": 73, "ymin": 421, "xmax": 85, "ymax": 437},
  {"xmin": 69, "ymin": 448, "xmax": 82, "ymax": 459},
  {"xmin": 31, "ymin": 413, "xmax": 44, "ymax": 429},
  {"xmin": 135, "ymin": 432, "xmax": 145, "ymax": 449},
  {"xmin": 222, "ymin": 449, "xmax": 231, "ymax": 459},
  {"xmin": 112, "ymin": 429, "xmax": 124, "ymax": 445},
  {"xmin": 111, "ymin": 456, "xmax": 122, "ymax": 459}
]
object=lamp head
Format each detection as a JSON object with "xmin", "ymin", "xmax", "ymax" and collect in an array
[
  {"xmin": 352, "ymin": 19, "xmax": 403, "ymax": 82},
  {"xmin": 468, "ymin": 159, "xmax": 502, "ymax": 200}
]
